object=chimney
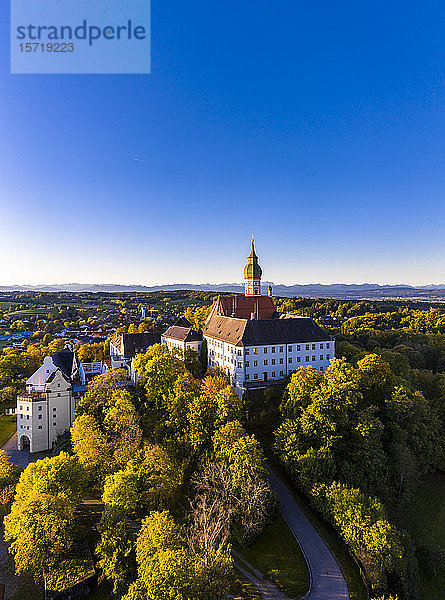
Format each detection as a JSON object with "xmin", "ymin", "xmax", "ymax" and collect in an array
[{"xmin": 268, "ymin": 285, "xmax": 273, "ymax": 297}]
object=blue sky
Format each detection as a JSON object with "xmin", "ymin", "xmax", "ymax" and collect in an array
[{"xmin": 1, "ymin": 1, "xmax": 445, "ymax": 286}]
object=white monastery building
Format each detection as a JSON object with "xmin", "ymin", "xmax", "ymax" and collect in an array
[{"xmin": 203, "ymin": 241, "xmax": 335, "ymax": 396}]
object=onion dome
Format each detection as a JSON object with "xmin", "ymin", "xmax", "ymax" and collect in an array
[{"xmin": 243, "ymin": 239, "xmax": 262, "ymax": 279}]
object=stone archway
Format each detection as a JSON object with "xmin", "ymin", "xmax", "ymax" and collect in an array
[{"xmin": 18, "ymin": 434, "xmax": 30, "ymax": 451}]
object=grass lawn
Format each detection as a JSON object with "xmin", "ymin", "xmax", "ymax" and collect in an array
[
  {"xmin": 395, "ymin": 471, "xmax": 445, "ymax": 599},
  {"xmin": 0, "ymin": 414, "xmax": 16, "ymax": 447},
  {"xmin": 87, "ymin": 580, "xmax": 113, "ymax": 600},
  {"xmin": 236, "ymin": 513, "xmax": 310, "ymax": 598},
  {"xmin": 234, "ymin": 574, "xmax": 262, "ymax": 600}
]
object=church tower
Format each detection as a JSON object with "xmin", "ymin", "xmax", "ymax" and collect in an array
[{"xmin": 244, "ymin": 239, "xmax": 262, "ymax": 296}]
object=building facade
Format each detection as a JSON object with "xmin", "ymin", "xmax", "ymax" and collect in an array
[
  {"xmin": 161, "ymin": 318, "xmax": 203, "ymax": 355},
  {"xmin": 17, "ymin": 346, "xmax": 85, "ymax": 453},
  {"xmin": 203, "ymin": 241, "xmax": 335, "ymax": 396},
  {"xmin": 110, "ymin": 331, "xmax": 161, "ymax": 359}
]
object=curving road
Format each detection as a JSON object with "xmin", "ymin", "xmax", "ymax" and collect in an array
[{"xmin": 267, "ymin": 466, "xmax": 350, "ymax": 600}]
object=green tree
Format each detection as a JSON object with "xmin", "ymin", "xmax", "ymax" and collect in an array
[
  {"xmin": 96, "ymin": 509, "xmax": 137, "ymax": 595},
  {"xmin": 71, "ymin": 414, "xmax": 111, "ymax": 481},
  {"xmin": 4, "ymin": 453, "xmax": 86, "ymax": 579}
]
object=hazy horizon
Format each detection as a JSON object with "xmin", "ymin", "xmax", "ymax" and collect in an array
[{"xmin": 2, "ymin": 2, "xmax": 445, "ymax": 286}]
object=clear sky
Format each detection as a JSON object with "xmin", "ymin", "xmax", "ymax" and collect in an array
[{"xmin": 1, "ymin": 1, "xmax": 445, "ymax": 286}]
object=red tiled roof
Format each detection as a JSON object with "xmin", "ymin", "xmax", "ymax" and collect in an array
[{"xmin": 209, "ymin": 295, "xmax": 277, "ymax": 321}]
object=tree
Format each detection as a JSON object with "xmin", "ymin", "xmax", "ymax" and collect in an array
[
  {"xmin": 123, "ymin": 510, "xmax": 232, "ymax": 600},
  {"xmin": 71, "ymin": 414, "xmax": 111, "ymax": 481},
  {"xmin": 0, "ymin": 352, "xmax": 29, "ymax": 385},
  {"xmin": 133, "ymin": 346, "xmax": 186, "ymax": 412},
  {"xmin": 103, "ymin": 390, "xmax": 143, "ymax": 467},
  {"xmin": 102, "ymin": 444, "xmax": 182, "ymax": 516},
  {"xmin": 4, "ymin": 453, "xmax": 86, "ymax": 579},
  {"xmin": 212, "ymin": 421, "xmax": 264, "ymax": 482},
  {"xmin": 0, "ymin": 449, "xmax": 18, "ymax": 516},
  {"xmin": 311, "ymin": 481, "xmax": 404, "ymax": 588},
  {"xmin": 75, "ymin": 368, "xmax": 129, "ymax": 421},
  {"xmin": 184, "ymin": 306, "xmax": 211, "ymax": 331},
  {"xmin": 96, "ymin": 509, "xmax": 137, "ymax": 596},
  {"xmin": 191, "ymin": 460, "xmax": 273, "ymax": 547}
]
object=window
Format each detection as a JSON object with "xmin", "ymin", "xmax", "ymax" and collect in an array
[
  {"xmin": 19, "ymin": 405, "xmax": 22, "ymax": 410},
  {"xmin": 280, "ymin": 370, "xmax": 284, "ymax": 376},
  {"xmin": 237, "ymin": 350, "xmax": 241, "ymax": 356},
  {"xmin": 297, "ymin": 357, "xmax": 301, "ymax": 363},
  {"xmin": 245, "ymin": 349, "xmax": 250, "ymax": 355},
  {"xmin": 272, "ymin": 347, "xmax": 275, "ymax": 353},
  {"xmin": 320, "ymin": 355, "xmax": 324, "ymax": 360},
  {"xmin": 271, "ymin": 358, "xmax": 275, "ymax": 365},
  {"xmin": 280, "ymin": 358, "xmax": 284, "ymax": 364},
  {"xmin": 253, "ymin": 348, "xmax": 258, "ymax": 354},
  {"xmin": 264, "ymin": 360, "xmax": 268, "ymax": 366},
  {"xmin": 306, "ymin": 344, "xmax": 309, "ymax": 350},
  {"xmin": 264, "ymin": 347, "xmax": 267, "ymax": 354},
  {"xmin": 57, "ymin": 393, "xmax": 61, "ymax": 397},
  {"xmin": 326, "ymin": 343, "xmax": 330, "ymax": 348},
  {"xmin": 279, "ymin": 346, "xmax": 283, "ymax": 352},
  {"xmin": 20, "ymin": 414, "xmax": 23, "ymax": 419},
  {"xmin": 288, "ymin": 346, "xmax": 292, "ymax": 352},
  {"xmin": 53, "ymin": 422, "xmax": 57, "ymax": 426},
  {"xmin": 38, "ymin": 425, "xmax": 42, "ymax": 430},
  {"xmin": 246, "ymin": 374, "xmax": 250, "ymax": 380},
  {"xmin": 288, "ymin": 358, "xmax": 292, "ymax": 363},
  {"xmin": 254, "ymin": 373, "xmax": 258, "ymax": 380},
  {"xmin": 305, "ymin": 356, "xmax": 309, "ymax": 362},
  {"xmin": 272, "ymin": 371, "xmax": 276, "ymax": 377},
  {"xmin": 57, "ymin": 383, "xmax": 60, "ymax": 388},
  {"xmin": 38, "ymin": 406, "xmax": 42, "ymax": 411},
  {"xmin": 53, "ymin": 407, "xmax": 57, "ymax": 411},
  {"xmin": 320, "ymin": 366, "xmax": 324, "ymax": 372},
  {"xmin": 27, "ymin": 426, "xmax": 29, "ymax": 430},
  {"xmin": 27, "ymin": 415, "xmax": 29, "ymax": 420},
  {"xmin": 26, "ymin": 406, "xmax": 29, "ymax": 412},
  {"xmin": 253, "ymin": 360, "xmax": 258, "ymax": 366},
  {"xmin": 237, "ymin": 362, "xmax": 241, "ymax": 368},
  {"xmin": 245, "ymin": 361, "xmax": 250, "ymax": 367},
  {"xmin": 312, "ymin": 356, "xmax": 315, "ymax": 361},
  {"xmin": 38, "ymin": 415, "xmax": 42, "ymax": 420},
  {"xmin": 320, "ymin": 343, "xmax": 324, "ymax": 349},
  {"xmin": 297, "ymin": 345, "xmax": 301, "ymax": 351},
  {"xmin": 326, "ymin": 354, "xmax": 330, "ymax": 360}
]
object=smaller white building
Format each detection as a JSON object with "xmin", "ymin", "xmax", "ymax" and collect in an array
[
  {"xmin": 161, "ymin": 321, "xmax": 203, "ymax": 355},
  {"xmin": 17, "ymin": 365, "xmax": 76, "ymax": 453},
  {"xmin": 17, "ymin": 346, "xmax": 85, "ymax": 453}
]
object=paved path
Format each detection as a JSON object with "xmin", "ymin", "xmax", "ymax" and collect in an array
[
  {"xmin": 267, "ymin": 466, "xmax": 349, "ymax": 600},
  {"xmin": 234, "ymin": 552, "xmax": 289, "ymax": 600},
  {"xmin": 2, "ymin": 432, "xmax": 50, "ymax": 469}
]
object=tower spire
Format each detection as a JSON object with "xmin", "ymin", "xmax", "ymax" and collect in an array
[{"xmin": 243, "ymin": 239, "xmax": 262, "ymax": 296}]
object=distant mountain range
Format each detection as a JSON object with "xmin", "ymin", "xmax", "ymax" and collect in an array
[{"xmin": 2, "ymin": 282, "xmax": 445, "ymax": 299}]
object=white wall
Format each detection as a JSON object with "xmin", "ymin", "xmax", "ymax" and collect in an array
[
  {"xmin": 205, "ymin": 335, "xmax": 335, "ymax": 395},
  {"xmin": 17, "ymin": 369, "xmax": 75, "ymax": 453}
]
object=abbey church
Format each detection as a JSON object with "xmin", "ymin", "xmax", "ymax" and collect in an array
[{"xmin": 203, "ymin": 240, "xmax": 335, "ymax": 396}]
